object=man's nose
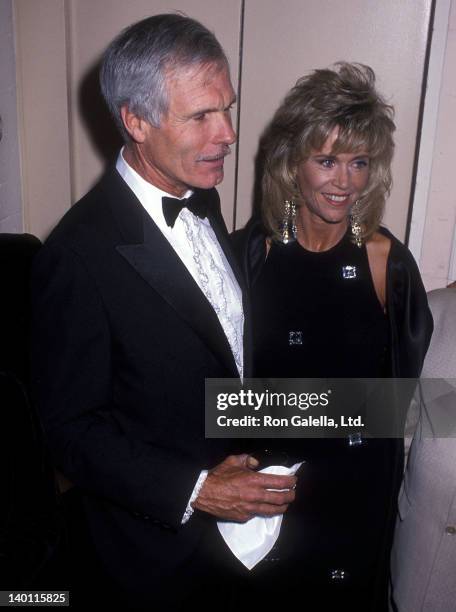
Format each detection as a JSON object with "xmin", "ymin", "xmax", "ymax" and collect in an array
[
  {"xmin": 333, "ymin": 164, "xmax": 350, "ymax": 189},
  {"xmin": 215, "ymin": 113, "xmax": 236, "ymax": 145}
]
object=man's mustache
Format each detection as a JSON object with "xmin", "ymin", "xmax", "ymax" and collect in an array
[{"xmin": 197, "ymin": 146, "xmax": 232, "ymax": 162}]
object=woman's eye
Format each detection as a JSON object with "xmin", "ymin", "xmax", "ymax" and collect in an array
[
  {"xmin": 320, "ymin": 159, "xmax": 335, "ymax": 168},
  {"xmin": 353, "ymin": 159, "xmax": 369, "ymax": 169}
]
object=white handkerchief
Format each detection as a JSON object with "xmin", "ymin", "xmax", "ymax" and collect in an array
[{"xmin": 217, "ymin": 462, "xmax": 303, "ymax": 570}]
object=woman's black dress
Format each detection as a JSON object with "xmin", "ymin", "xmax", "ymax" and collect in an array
[{"xmin": 246, "ymin": 231, "xmax": 397, "ymax": 611}]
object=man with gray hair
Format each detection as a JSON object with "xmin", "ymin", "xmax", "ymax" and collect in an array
[{"xmin": 31, "ymin": 14, "xmax": 295, "ymax": 609}]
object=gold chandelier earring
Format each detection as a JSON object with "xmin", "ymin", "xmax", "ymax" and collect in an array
[
  {"xmin": 281, "ymin": 200, "xmax": 297, "ymax": 244},
  {"xmin": 350, "ymin": 200, "xmax": 363, "ymax": 248}
]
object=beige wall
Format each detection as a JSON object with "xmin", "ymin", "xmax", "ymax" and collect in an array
[
  {"xmin": 0, "ymin": 0, "xmax": 22, "ymax": 232},
  {"xmin": 416, "ymin": 1, "xmax": 456, "ymax": 289},
  {"xmin": 13, "ymin": 0, "xmax": 432, "ymax": 242},
  {"xmin": 14, "ymin": 0, "xmax": 72, "ymax": 238},
  {"xmin": 236, "ymin": 0, "xmax": 432, "ymax": 237},
  {"xmin": 66, "ymin": 0, "xmax": 242, "ymax": 227},
  {"xmin": 13, "ymin": 0, "xmax": 242, "ymax": 238}
]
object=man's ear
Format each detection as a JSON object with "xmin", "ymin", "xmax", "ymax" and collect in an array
[{"xmin": 120, "ymin": 105, "xmax": 149, "ymax": 143}]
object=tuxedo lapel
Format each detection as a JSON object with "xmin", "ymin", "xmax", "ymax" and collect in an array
[
  {"xmin": 106, "ymin": 173, "xmax": 238, "ymax": 376},
  {"xmin": 203, "ymin": 190, "xmax": 253, "ymax": 378}
]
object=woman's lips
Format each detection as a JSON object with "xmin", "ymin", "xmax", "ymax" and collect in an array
[{"xmin": 322, "ymin": 193, "xmax": 351, "ymax": 205}]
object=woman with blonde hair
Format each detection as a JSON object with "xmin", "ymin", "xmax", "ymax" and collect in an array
[{"xmin": 233, "ymin": 63, "xmax": 432, "ymax": 610}]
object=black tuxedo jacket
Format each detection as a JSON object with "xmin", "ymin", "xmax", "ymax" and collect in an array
[{"xmin": 31, "ymin": 167, "xmax": 251, "ymax": 604}]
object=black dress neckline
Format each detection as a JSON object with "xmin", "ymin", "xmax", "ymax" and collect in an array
[{"xmin": 287, "ymin": 227, "xmax": 351, "ymax": 257}]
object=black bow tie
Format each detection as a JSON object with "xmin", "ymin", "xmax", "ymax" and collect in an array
[{"xmin": 162, "ymin": 192, "xmax": 208, "ymax": 228}]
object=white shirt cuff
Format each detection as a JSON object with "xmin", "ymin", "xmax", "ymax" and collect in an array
[{"xmin": 181, "ymin": 470, "xmax": 209, "ymax": 524}]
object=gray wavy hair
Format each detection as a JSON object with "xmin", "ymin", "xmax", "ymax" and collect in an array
[
  {"xmin": 100, "ymin": 13, "xmax": 228, "ymax": 141},
  {"xmin": 261, "ymin": 62, "xmax": 396, "ymax": 242}
]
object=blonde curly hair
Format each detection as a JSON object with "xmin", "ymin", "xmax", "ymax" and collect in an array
[{"xmin": 261, "ymin": 63, "xmax": 395, "ymax": 243}]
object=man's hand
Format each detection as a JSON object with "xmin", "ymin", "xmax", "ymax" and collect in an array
[{"xmin": 192, "ymin": 454, "xmax": 296, "ymax": 522}]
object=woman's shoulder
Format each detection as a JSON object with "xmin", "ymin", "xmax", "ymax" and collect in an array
[
  {"xmin": 375, "ymin": 226, "xmax": 420, "ymax": 269},
  {"xmin": 368, "ymin": 229, "xmax": 392, "ymax": 258},
  {"xmin": 365, "ymin": 231, "xmax": 391, "ymax": 309},
  {"xmin": 365, "ymin": 227, "xmax": 423, "ymax": 308},
  {"xmin": 374, "ymin": 226, "xmax": 429, "ymax": 311},
  {"xmin": 375, "ymin": 226, "xmax": 408, "ymax": 253}
]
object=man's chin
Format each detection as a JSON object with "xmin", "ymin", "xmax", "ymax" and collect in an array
[{"xmin": 192, "ymin": 170, "xmax": 224, "ymax": 190}]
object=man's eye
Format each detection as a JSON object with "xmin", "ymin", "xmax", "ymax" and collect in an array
[{"xmin": 193, "ymin": 113, "xmax": 206, "ymax": 122}]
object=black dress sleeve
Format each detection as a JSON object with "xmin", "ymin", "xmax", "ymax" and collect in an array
[
  {"xmin": 382, "ymin": 227, "xmax": 433, "ymax": 377},
  {"xmin": 230, "ymin": 217, "xmax": 268, "ymax": 290}
]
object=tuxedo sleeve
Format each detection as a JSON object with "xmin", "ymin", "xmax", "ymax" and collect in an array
[{"xmin": 31, "ymin": 242, "xmax": 202, "ymax": 530}]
